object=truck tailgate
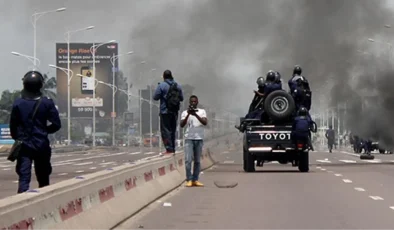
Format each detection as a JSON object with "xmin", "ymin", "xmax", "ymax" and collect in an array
[{"xmin": 245, "ymin": 125, "xmax": 294, "ymax": 151}]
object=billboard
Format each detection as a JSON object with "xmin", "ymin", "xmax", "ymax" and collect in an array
[
  {"xmin": 55, "ymin": 42, "xmax": 118, "ymax": 119},
  {"xmin": 0, "ymin": 124, "xmax": 14, "ymax": 145}
]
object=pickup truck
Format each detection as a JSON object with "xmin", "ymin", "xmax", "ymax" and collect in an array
[{"xmin": 239, "ymin": 90, "xmax": 316, "ymax": 173}]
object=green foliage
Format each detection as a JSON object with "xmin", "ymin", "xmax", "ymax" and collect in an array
[
  {"xmin": 42, "ymin": 73, "xmax": 57, "ymax": 102},
  {"xmin": 0, "ymin": 90, "xmax": 21, "ymax": 123}
]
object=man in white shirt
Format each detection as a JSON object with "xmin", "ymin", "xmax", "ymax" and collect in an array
[{"xmin": 180, "ymin": 95, "xmax": 207, "ymax": 187}]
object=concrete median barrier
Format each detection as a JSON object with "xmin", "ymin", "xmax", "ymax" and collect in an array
[{"xmin": 0, "ymin": 132, "xmax": 234, "ymax": 230}]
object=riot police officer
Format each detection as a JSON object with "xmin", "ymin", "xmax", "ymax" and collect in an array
[
  {"xmin": 10, "ymin": 71, "xmax": 61, "ymax": 193},
  {"xmin": 263, "ymin": 70, "xmax": 282, "ymax": 95},
  {"xmin": 292, "ymin": 107, "xmax": 314, "ymax": 150},
  {"xmin": 288, "ymin": 65, "xmax": 304, "ymax": 93}
]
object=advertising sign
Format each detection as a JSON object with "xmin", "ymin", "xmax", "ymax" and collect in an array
[
  {"xmin": 55, "ymin": 42, "xmax": 118, "ymax": 118},
  {"xmin": 0, "ymin": 124, "xmax": 14, "ymax": 144}
]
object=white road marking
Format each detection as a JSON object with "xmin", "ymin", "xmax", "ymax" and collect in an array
[
  {"xmin": 369, "ymin": 196, "xmax": 384, "ymax": 201},
  {"xmin": 99, "ymin": 162, "xmax": 116, "ymax": 165},
  {"xmin": 75, "ymin": 170, "xmax": 84, "ymax": 173},
  {"xmin": 339, "ymin": 160, "xmax": 357, "ymax": 163},
  {"xmin": 89, "ymin": 167, "xmax": 97, "ymax": 170},
  {"xmin": 144, "ymin": 152, "xmax": 156, "ymax": 155},
  {"xmin": 320, "ymin": 168, "xmax": 327, "ymax": 171},
  {"xmin": 129, "ymin": 152, "xmax": 141, "ymax": 155},
  {"xmin": 354, "ymin": 187, "xmax": 365, "ymax": 192},
  {"xmin": 316, "ymin": 160, "xmax": 332, "ymax": 163},
  {"xmin": 53, "ymin": 152, "xmax": 126, "ymax": 165},
  {"xmin": 327, "ymin": 171, "xmax": 334, "ymax": 173},
  {"xmin": 13, "ymin": 181, "xmax": 18, "ymax": 183},
  {"xmin": 361, "ymin": 159, "xmax": 382, "ymax": 163},
  {"xmin": 58, "ymin": 173, "xmax": 68, "ymax": 176},
  {"xmin": 343, "ymin": 179, "xmax": 352, "ymax": 183},
  {"xmin": 316, "ymin": 166, "xmax": 322, "ymax": 169},
  {"xmin": 221, "ymin": 151, "xmax": 229, "ymax": 154},
  {"xmin": 389, "ymin": 206, "xmax": 394, "ymax": 210},
  {"xmin": 52, "ymin": 162, "xmax": 73, "ymax": 167},
  {"xmin": 223, "ymin": 161, "xmax": 235, "ymax": 164},
  {"xmin": 2, "ymin": 168, "xmax": 10, "ymax": 171},
  {"xmin": 335, "ymin": 174, "xmax": 342, "ymax": 177},
  {"xmin": 74, "ymin": 162, "xmax": 94, "ymax": 166}
]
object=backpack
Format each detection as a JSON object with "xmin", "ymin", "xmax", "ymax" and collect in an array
[{"xmin": 165, "ymin": 81, "xmax": 181, "ymax": 113}]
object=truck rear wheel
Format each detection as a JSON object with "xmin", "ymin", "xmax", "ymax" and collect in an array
[
  {"xmin": 298, "ymin": 151, "xmax": 309, "ymax": 172},
  {"xmin": 243, "ymin": 149, "xmax": 255, "ymax": 172}
]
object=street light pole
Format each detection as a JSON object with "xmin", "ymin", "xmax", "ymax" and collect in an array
[
  {"xmin": 149, "ymin": 68, "xmax": 156, "ymax": 151},
  {"xmin": 90, "ymin": 40, "xmax": 116, "ymax": 147},
  {"xmin": 139, "ymin": 89, "xmax": 143, "ymax": 151},
  {"xmin": 95, "ymin": 81, "xmax": 118, "ymax": 146},
  {"xmin": 64, "ymin": 26, "xmax": 94, "ymax": 145},
  {"xmin": 110, "ymin": 51, "xmax": 133, "ymax": 147},
  {"xmin": 31, "ymin": 7, "xmax": 66, "ymax": 67},
  {"xmin": 11, "ymin": 52, "xmax": 41, "ymax": 68}
]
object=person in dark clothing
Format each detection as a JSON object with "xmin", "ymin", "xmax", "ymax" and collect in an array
[
  {"xmin": 288, "ymin": 65, "xmax": 305, "ymax": 94},
  {"xmin": 263, "ymin": 70, "xmax": 282, "ymax": 95},
  {"xmin": 291, "ymin": 107, "xmax": 314, "ymax": 150},
  {"xmin": 325, "ymin": 125, "xmax": 335, "ymax": 153},
  {"xmin": 153, "ymin": 70, "xmax": 184, "ymax": 154},
  {"xmin": 10, "ymin": 71, "xmax": 61, "ymax": 193},
  {"xmin": 363, "ymin": 139, "xmax": 373, "ymax": 154},
  {"xmin": 291, "ymin": 78, "xmax": 312, "ymax": 112}
]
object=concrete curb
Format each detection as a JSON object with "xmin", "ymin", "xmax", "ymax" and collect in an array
[{"xmin": 0, "ymin": 132, "xmax": 236, "ymax": 230}]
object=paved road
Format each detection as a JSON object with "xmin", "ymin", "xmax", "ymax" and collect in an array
[
  {"xmin": 0, "ymin": 146, "xmax": 164, "ymax": 198},
  {"xmin": 117, "ymin": 144, "xmax": 394, "ymax": 229}
]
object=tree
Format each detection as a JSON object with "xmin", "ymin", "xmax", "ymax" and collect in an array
[
  {"xmin": 42, "ymin": 73, "xmax": 57, "ymax": 102},
  {"xmin": 0, "ymin": 90, "xmax": 21, "ymax": 123}
]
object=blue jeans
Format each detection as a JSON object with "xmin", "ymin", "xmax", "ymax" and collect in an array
[{"xmin": 184, "ymin": 139, "xmax": 203, "ymax": 181}]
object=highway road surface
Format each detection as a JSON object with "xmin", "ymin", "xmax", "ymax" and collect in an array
[
  {"xmin": 117, "ymin": 144, "xmax": 394, "ymax": 229},
  {"xmin": 0, "ymin": 134, "xmax": 235, "ymax": 199},
  {"xmin": 0, "ymin": 146, "xmax": 166, "ymax": 198}
]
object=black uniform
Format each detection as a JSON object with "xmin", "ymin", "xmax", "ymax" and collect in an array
[{"xmin": 10, "ymin": 71, "xmax": 61, "ymax": 193}]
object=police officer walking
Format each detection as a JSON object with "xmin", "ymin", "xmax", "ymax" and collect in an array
[
  {"xmin": 10, "ymin": 71, "xmax": 61, "ymax": 193},
  {"xmin": 325, "ymin": 125, "xmax": 335, "ymax": 153}
]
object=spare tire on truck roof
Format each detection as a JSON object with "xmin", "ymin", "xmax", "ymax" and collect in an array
[{"xmin": 263, "ymin": 90, "xmax": 296, "ymax": 122}]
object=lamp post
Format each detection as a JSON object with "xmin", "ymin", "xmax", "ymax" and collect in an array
[
  {"xmin": 32, "ymin": 7, "xmax": 66, "ymax": 67},
  {"xmin": 109, "ymin": 51, "xmax": 134, "ymax": 146},
  {"xmin": 118, "ymin": 89, "xmax": 161, "ymax": 152},
  {"xmin": 96, "ymin": 81, "xmax": 118, "ymax": 146},
  {"xmin": 49, "ymin": 65, "xmax": 74, "ymax": 144},
  {"xmin": 63, "ymin": 26, "xmax": 94, "ymax": 145},
  {"xmin": 89, "ymin": 40, "xmax": 116, "ymax": 147},
  {"xmin": 11, "ymin": 52, "xmax": 41, "ymax": 69},
  {"xmin": 149, "ymin": 68, "xmax": 156, "ymax": 151}
]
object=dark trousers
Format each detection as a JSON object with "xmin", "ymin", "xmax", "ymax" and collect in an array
[
  {"xmin": 16, "ymin": 146, "xmax": 52, "ymax": 193},
  {"xmin": 160, "ymin": 113, "xmax": 178, "ymax": 152}
]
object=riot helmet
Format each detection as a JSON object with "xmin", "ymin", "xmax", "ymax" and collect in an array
[
  {"xmin": 266, "ymin": 70, "xmax": 276, "ymax": 82},
  {"xmin": 293, "ymin": 65, "xmax": 302, "ymax": 75},
  {"xmin": 22, "ymin": 71, "xmax": 44, "ymax": 98},
  {"xmin": 298, "ymin": 106, "xmax": 308, "ymax": 116},
  {"xmin": 256, "ymin": 76, "xmax": 265, "ymax": 87}
]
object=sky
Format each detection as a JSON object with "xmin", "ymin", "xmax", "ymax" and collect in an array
[{"xmin": 1, "ymin": 0, "xmax": 394, "ymax": 116}]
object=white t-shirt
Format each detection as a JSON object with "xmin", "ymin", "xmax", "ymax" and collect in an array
[{"xmin": 181, "ymin": 108, "xmax": 207, "ymax": 140}]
